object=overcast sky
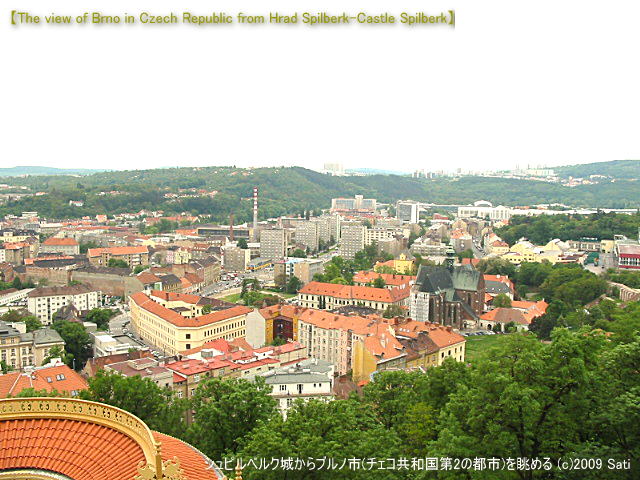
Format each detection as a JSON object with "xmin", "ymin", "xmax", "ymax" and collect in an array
[{"xmin": 3, "ymin": 0, "xmax": 640, "ymax": 172}]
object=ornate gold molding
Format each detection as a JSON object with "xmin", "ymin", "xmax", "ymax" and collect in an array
[{"xmin": 0, "ymin": 397, "xmax": 173, "ymax": 479}]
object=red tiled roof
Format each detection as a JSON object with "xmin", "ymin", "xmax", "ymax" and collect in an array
[
  {"xmin": 43, "ymin": 237, "xmax": 78, "ymax": 246},
  {"xmin": 165, "ymin": 358, "xmax": 238, "ymax": 376},
  {"xmin": 129, "ymin": 292, "xmax": 251, "ymax": 328},
  {"xmin": 297, "ymin": 309, "xmax": 377, "ymax": 335},
  {"xmin": 352, "ymin": 271, "xmax": 415, "ymax": 287},
  {"xmin": 427, "ymin": 326, "xmax": 466, "ymax": 348},
  {"xmin": 0, "ymin": 364, "xmax": 88, "ymax": 397},
  {"xmin": 480, "ymin": 308, "xmax": 529, "ymax": 325},
  {"xmin": 299, "ymin": 281, "xmax": 410, "ymax": 303},
  {"xmin": 364, "ymin": 331, "xmax": 405, "ymax": 361},
  {"xmin": 259, "ymin": 304, "xmax": 309, "ymax": 319},
  {"xmin": 461, "ymin": 258, "xmax": 481, "ymax": 266},
  {"xmin": 87, "ymin": 245, "xmax": 148, "ymax": 257},
  {"xmin": 184, "ymin": 272, "xmax": 204, "ymax": 284},
  {"xmin": 483, "ymin": 274, "xmax": 515, "ymax": 291}
]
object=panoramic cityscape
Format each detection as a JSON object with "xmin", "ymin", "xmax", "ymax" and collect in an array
[{"xmin": 0, "ymin": 160, "xmax": 638, "ymax": 479}]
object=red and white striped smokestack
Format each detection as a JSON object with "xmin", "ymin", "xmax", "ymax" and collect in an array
[{"xmin": 252, "ymin": 187, "xmax": 258, "ymax": 241}]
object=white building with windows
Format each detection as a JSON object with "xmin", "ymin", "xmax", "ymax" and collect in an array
[
  {"xmin": 457, "ymin": 201, "xmax": 511, "ymax": 221},
  {"xmin": 27, "ymin": 284, "xmax": 101, "ymax": 325},
  {"xmin": 260, "ymin": 358, "xmax": 335, "ymax": 416}
]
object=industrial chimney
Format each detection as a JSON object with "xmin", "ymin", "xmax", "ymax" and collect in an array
[{"xmin": 252, "ymin": 187, "xmax": 258, "ymax": 241}]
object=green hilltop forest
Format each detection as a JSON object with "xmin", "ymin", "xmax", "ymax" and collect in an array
[
  {"xmin": 1, "ymin": 161, "xmax": 640, "ymax": 221},
  {"xmin": 555, "ymin": 159, "xmax": 640, "ymax": 179}
]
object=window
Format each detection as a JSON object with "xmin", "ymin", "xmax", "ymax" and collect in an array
[
  {"xmin": 56, "ymin": 374, "xmax": 65, "ymax": 381},
  {"xmin": 186, "ymin": 334, "xmax": 191, "ymax": 339},
  {"xmin": 46, "ymin": 377, "xmax": 53, "ymax": 383},
  {"xmin": 279, "ymin": 385, "xmax": 287, "ymax": 391},
  {"xmin": 185, "ymin": 343, "xmax": 191, "ymax": 349}
]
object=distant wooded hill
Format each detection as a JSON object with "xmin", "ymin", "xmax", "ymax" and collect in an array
[{"xmin": 1, "ymin": 163, "xmax": 639, "ymax": 220}]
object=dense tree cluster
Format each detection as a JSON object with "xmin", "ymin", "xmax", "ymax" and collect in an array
[{"xmin": 495, "ymin": 212, "xmax": 640, "ymax": 246}]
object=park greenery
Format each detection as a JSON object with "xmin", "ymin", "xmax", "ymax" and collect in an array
[
  {"xmin": 313, "ymin": 245, "xmax": 393, "ymax": 285},
  {"xmin": 605, "ymin": 269, "xmax": 640, "ymax": 289},
  {"xmin": 495, "ymin": 212, "xmax": 640, "ymax": 246}
]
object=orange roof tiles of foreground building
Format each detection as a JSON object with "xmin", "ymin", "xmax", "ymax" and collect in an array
[{"xmin": 0, "ymin": 397, "xmax": 224, "ymax": 480}]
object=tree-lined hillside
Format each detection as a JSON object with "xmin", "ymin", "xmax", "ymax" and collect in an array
[{"xmin": 2, "ymin": 163, "xmax": 640, "ymax": 220}]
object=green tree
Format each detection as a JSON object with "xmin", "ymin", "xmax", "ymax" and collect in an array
[
  {"xmin": 269, "ymin": 337, "xmax": 286, "ymax": 346},
  {"xmin": 42, "ymin": 345, "xmax": 73, "ymax": 366},
  {"xmin": 274, "ymin": 273, "xmax": 287, "ymax": 291},
  {"xmin": 79, "ymin": 240, "xmax": 99, "ymax": 254},
  {"xmin": 382, "ymin": 304, "xmax": 404, "ymax": 319},
  {"xmin": 432, "ymin": 330, "xmax": 606, "ymax": 480},
  {"xmin": 290, "ymin": 248, "xmax": 307, "ymax": 258},
  {"xmin": 108, "ymin": 258, "xmax": 129, "ymax": 268},
  {"xmin": 373, "ymin": 276, "xmax": 386, "ymax": 289},
  {"xmin": 187, "ymin": 377, "xmax": 277, "ymax": 461},
  {"xmin": 13, "ymin": 388, "xmax": 64, "ymax": 398},
  {"xmin": 201, "ymin": 304, "xmax": 213, "ymax": 314},
  {"xmin": 493, "ymin": 293, "xmax": 512, "ymax": 308},
  {"xmin": 0, "ymin": 360, "xmax": 13, "ymax": 374},
  {"xmin": 237, "ymin": 238, "xmax": 248, "ymax": 249},
  {"xmin": 477, "ymin": 257, "xmax": 516, "ymax": 277},
  {"xmin": 133, "ymin": 264, "xmax": 147, "ymax": 274},
  {"xmin": 239, "ymin": 398, "xmax": 405, "ymax": 480},
  {"xmin": 285, "ymin": 275, "xmax": 302, "ymax": 294},
  {"xmin": 51, "ymin": 320, "xmax": 92, "ymax": 370},
  {"xmin": 456, "ymin": 249, "xmax": 474, "ymax": 261},
  {"xmin": 80, "ymin": 370, "xmax": 188, "ymax": 437},
  {"xmin": 23, "ymin": 315, "xmax": 42, "ymax": 332},
  {"xmin": 85, "ymin": 308, "xmax": 117, "ymax": 330}
]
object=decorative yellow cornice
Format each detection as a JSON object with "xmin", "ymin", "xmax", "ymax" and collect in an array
[{"xmin": 0, "ymin": 397, "xmax": 177, "ymax": 480}]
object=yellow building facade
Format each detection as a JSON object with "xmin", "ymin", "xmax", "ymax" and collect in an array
[{"xmin": 129, "ymin": 291, "xmax": 251, "ymax": 355}]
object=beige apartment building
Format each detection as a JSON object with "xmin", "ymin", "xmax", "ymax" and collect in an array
[
  {"xmin": 0, "ymin": 321, "xmax": 65, "ymax": 370},
  {"xmin": 40, "ymin": 237, "xmax": 80, "ymax": 255},
  {"xmin": 87, "ymin": 246, "xmax": 150, "ymax": 267},
  {"xmin": 128, "ymin": 290, "xmax": 252, "ymax": 355}
]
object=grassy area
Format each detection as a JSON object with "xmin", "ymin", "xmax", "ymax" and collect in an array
[
  {"xmin": 464, "ymin": 334, "xmax": 506, "ymax": 363},
  {"xmin": 222, "ymin": 293, "xmax": 242, "ymax": 303}
]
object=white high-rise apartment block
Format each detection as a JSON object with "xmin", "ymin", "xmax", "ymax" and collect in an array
[{"xmin": 27, "ymin": 285, "xmax": 101, "ymax": 325}]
